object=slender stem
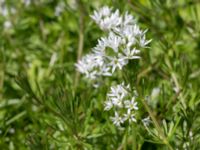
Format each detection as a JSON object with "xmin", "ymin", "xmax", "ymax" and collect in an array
[
  {"xmin": 0, "ymin": 49, "xmax": 4, "ymax": 99},
  {"xmin": 0, "ymin": 63, "xmax": 4, "ymax": 99},
  {"xmin": 74, "ymin": 0, "xmax": 85, "ymax": 88},
  {"xmin": 171, "ymin": 72, "xmax": 186, "ymax": 108},
  {"xmin": 132, "ymin": 125, "xmax": 137, "ymax": 150},
  {"xmin": 166, "ymin": 56, "xmax": 186, "ymax": 109}
]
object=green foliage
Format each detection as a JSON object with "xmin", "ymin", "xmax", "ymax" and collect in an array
[{"xmin": 1, "ymin": 0, "xmax": 200, "ymax": 149}]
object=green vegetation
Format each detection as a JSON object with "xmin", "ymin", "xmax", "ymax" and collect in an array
[{"xmin": 1, "ymin": 0, "xmax": 200, "ymax": 149}]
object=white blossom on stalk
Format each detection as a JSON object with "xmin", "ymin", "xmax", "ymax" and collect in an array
[
  {"xmin": 90, "ymin": 6, "xmax": 122, "ymax": 31},
  {"xmin": 123, "ymin": 12, "xmax": 136, "ymax": 26},
  {"xmin": 107, "ymin": 82, "xmax": 129, "ymax": 100},
  {"xmin": 104, "ymin": 32, "xmax": 123, "ymax": 52},
  {"xmin": 142, "ymin": 116, "xmax": 151, "ymax": 127},
  {"xmin": 75, "ymin": 6, "xmax": 151, "ymax": 80},
  {"xmin": 139, "ymin": 34, "xmax": 152, "ymax": 48},
  {"xmin": 93, "ymin": 32, "xmax": 123, "ymax": 55},
  {"xmin": 104, "ymin": 100, "xmax": 113, "ymax": 111},
  {"xmin": 75, "ymin": 54, "xmax": 101, "ymax": 79},
  {"xmin": 124, "ymin": 97, "xmax": 138, "ymax": 111},
  {"xmin": 106, "ymin": 83, "xmax": 129, "ymax": 108},
  {"xmin": 105, "ymin": 83, "xmax": 139, "ymax": 127},
  {"xmin": 123, "ymin": 109, "xmax": 137, "ymax": 123},
  {"xmin": 110, "ymin": 111, "xmax": 124, "ymax": 127},
  {"xmin": 108, "ymin": 56, "xmax": 127, "ymax": 73},
  {"xmin": 100, "ymin": 65, "xmax": 112, "ymax": 76},
  {"xmin": 122, "ymin": 47, "xmax": 140, "ymax": 60}
]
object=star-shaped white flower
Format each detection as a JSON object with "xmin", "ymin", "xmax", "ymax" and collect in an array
[
  {"xmin": 110, "ymin": 112, "xmax": 124, "ymax": 127},
  {"xmin": 104, "ymin": 100, "xmax": 113, "ymax": 111},
  {"xmin": 123, "ymin": 109, "xmax": 137, "ymax": 123},
  {"xmin": 122, "ymin": 47, "xmax": 140, "ymax": 60},
  {"xmin": 124, "ymin": 97, "xmax": 138, "ymax": 111}
]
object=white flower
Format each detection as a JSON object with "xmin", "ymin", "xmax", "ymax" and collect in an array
[
  {"xmin": 111, "ymin": 97, "xmax": 124, "ymax": 108},
  {"xmin": 106, "ymin": 83, "xmax": 129, "ymax": 108},
  {"xmin": 105, "ymin": 83, "xmax": 139, "ymax": 127},
  {"xmin": 104, "ymin": 100, "xmax": 113, "ymax": 111},
  {"xmin": 100, "ymin": 65, "xmax": 112, "ymax": 76},
  {"xmin": 92, "ymin": 39, "xmax": 106, "ymax": 56},
  {"xmin": 110, "ymin": 112, "xmax": 124, "ymax": 127},
  {"xmin": 75, "ymin": 54, "xmax": 101, "ymax": 79},
  {"xmin": 142, "ymin": 116, "xmax": 151, "ymax": 127},
  {"xmin": 76, "ymin": 6, "xmax": 151, "ymax": 79},
  {"xmin": 100, "ymin": 10, "xmax": 121, "ymax": 30},
  {"xmin": 139, "ymin": 34, "xmax": 152, "ymax": 48},
  {"xmin": 90, "ymin": 6, "xmax": 122, "ymax": 31},
  {"xmin": 107, "ymin": 83, "xmax": 129, "ymax": 99},
  {"xmin": 124, "ymin": 97, "xmax": 138, "ymax": 111},
  {"xmin": 123, "ymin": 12, "xmax": 136, "ymax": 26},
  {"xmin": 108, "ymin": 56, "xmax": 127, "ymax": 73},
  {"xmin": 120, "ymin": 24, "xmax": 142, "ymax": 38},
  {"xmin": 91, "ymin": 6, "xmax": 111, "ymax": 23},
  {"xmin": 122, "ymin": 47, "xmax": 140, "ymax": 60},
  {"xmin": 93, "ymin": 32, "xmax": 122, "ymax": 55},
  {"xmin": 123, "ymin": 109, "xmax": 137, "ymax": 123},
  {"xmin": 75, "ymin": 54, "xmax": 94, "ymax": 74},
  {"xmin": 105, "ymin": 32, "xmax": 122, "ymax": 52}
]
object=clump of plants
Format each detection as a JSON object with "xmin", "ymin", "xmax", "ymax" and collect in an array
[{"xmin": 1, "ymin": 1, "xmax": 200, "ymax": 149}]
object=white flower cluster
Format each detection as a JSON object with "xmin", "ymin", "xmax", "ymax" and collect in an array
[
  {"xmin": 104, "ymin": 82, "xmax": 138, "ymax": 127},
  {"xmin": 75, "ymin": 6, "xmax": 151, "ymax": 80}
]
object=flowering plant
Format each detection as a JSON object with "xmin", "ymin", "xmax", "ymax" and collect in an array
[
  {"xmin": 76, "ymin": 6, "xmax": 151, "ymax": 80},
  {"xmin": 105, "ymin": 83, "xmax": 138, "ymax": 127},
  {"xmin": 76, "ymin": 6, "xmax": 153, "ymax": 129},
  {"xmin": 4, "ymin": 1, "xmax": 199, "ymax": 149}
]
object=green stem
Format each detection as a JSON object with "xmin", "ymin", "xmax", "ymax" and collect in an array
[
  {"xmin": 132, "ymin": 125, "xmax": 137, "ymax": 150},
  {"xmin": 0, "ymin": 49, "xmax": 4, "ymax": 99},
  {"xmin": 74, "ymin": 0, "xmax": 85, "ymax": 89},
  {"xmin": 171, "ymin": 72, "xmax": 186, "ymax": 109},
  {"xmin": 0, "ymin": 63, "xmax": 4, "ymax": 99},
  {"xmin": 141, "ymin": 99, "xmax": 173, "ymax": 150}
]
